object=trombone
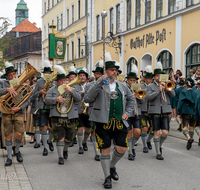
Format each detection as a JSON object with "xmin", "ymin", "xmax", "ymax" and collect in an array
[{"xmin": 160, "ymin": 81, "xmax": 175, "ymax": 102}]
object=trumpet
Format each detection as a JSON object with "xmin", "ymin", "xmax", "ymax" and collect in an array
[
  {"xmin": 160, "ymin": 81, "xmax": 175, "ymax": 102},
  {"xmin": 80, "ymin": 98, "xmax": 89, "ymax": 115}
]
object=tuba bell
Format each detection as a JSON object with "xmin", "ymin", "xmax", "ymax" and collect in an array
[
  {"xmin": 57, "ymin": 76, "xmax": 82, "ymax": 114},
  {"xmin": 0, "ymin": 62, "xmax": 40, "ymax": 114}
]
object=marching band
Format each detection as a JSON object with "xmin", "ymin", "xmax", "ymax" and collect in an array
[{"xmin": 1, "ymin": 53, "xmax": 200, "ymax": 189}]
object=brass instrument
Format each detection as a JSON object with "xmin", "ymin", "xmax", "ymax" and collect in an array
[
  {"xmin": 160, "ymin": 81, "xmax": 175, "ymax": 102},
  {"xmin": 80, "ymin": 98, "xmax": 89, "ymax": 114},
  {"xmin": 135, "ymin": 90, "xmax": 147, "ymax": 100},
  {"xmin": 42, "ymin": 74, "xmax": 57, "ymax": 102},
  {"xmin": 0, "ymin": 62, "xmax": 40, "ymax": 114},
  {"xmin": 57, "ymin": 76, "xmax": 82, "ymax": 114}
]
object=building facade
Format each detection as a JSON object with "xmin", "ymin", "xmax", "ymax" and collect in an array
[{"xmin": 42, "ymin": 0, "xmax": 88, "ymax": 74}]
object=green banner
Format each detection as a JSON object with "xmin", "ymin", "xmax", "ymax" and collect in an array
[
  {"xmin": 54, "ymin": 37, "xmax": 67, "ymax": 60},
  {"xmin": 49, "ymin": 34, "xmax": 55, "ymax": 60}
]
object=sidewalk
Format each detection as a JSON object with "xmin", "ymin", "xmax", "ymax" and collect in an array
[{"xmin": 0, "ymin": 149, "xmax": 33, "ymax": 190}]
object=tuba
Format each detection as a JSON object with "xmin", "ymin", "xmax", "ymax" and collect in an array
[
  {"xmin": 0, "ymin": 62, "xmax": 40, "ymax": 114},
  {"xmin": 57, "ymin": 76, "xmax": 82, "ymax": 114},
  {"xmin": 42, "ymin": 74, "xmax": 57, "ymax": 102}
]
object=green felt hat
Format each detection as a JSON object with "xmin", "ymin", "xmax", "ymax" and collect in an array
[
  {"xmin": 68, "ymin": 71, "xmax": 77, "ymax": 76},
  {"xmin": 118, "ymin": 69, "xmax": 122, "ymax": 74},
  {"xmin": 42, "ymin": 67, "xmax": 53, "ymax": 73},
  {"xmin": 153, "ymin": 62, "xmax": 165, "ymax": 76},
  {"xmin": 66, "ymin": 74, "xmax": 69, "ymax": 78},
  {"xmin": 92, "ymin": 67, "xmax": 104, "ymax": 74},
  {"xmin": 126, "ymin": 72, "xmax": 139, "ymax": 80},
  {"xmin": 178, "ymin": 79, "xmax": 185, "ymax": 85},
  {"xmin": 1, "ymin": 74, "xmax": 6, "ymax": 79},
  {"xmin": 56, "ymin": 74, "xmax": 66, "ymax": 81},
  {"xmin": 144, "ymin": 72, "xmax": 153, "ymax": 78},
  {"xmin": 78, "ymin": 69, "xmax": 88, "ymax": 78},
  {"xmin": 185, "ymin": 78, "xmax": 195, "ymax": 87},
  {"xmin": 5, "ymin": 66, "xmax": 17, "ymax": 75},
  {"xmin": 105, "ymin": 61, "xmax": 119, "ymax": 69}
]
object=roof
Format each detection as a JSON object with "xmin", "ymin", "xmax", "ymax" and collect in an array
[
  {"xmin": 11, "ymin": 19, "xmax": 41, "ymax": 32},
  {"xmin": 16, "ymin": 0, "xmax": 28, "ymax": 10}
]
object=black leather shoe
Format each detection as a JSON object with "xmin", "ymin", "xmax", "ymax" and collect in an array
[
  {"xmin": 41, "ymin": 139, "xmax": 43, "ymax": 145},
  {"xmin": 43, "ymin": 148, "xmax": 48, "ymax": 156},
  {"xmin": 78, "ymin": 147, "xmax": 84, "ymax": 154},
  {"xmin": 69, "ymin": 142, "xmax": 74, "ymax": 147},
  {"xmin": 128, "ymin": 154, "xmax": 135, "ymax": 161},
  {"xmin": 94, "ymin": 155, "xmax": 100, "ymax": 161},
  {"xmin": 82, "ymin": 143, "xmax": 88, "ymax": 151},
  {"xmin": 34, "ymin": 143, "xmax": 40, "ymax": 148},
  {"xmin": 47, "ymin": 141, "xmax": 54, "ymax": 151},
  {"xmin": 103, "ymin": 175, "xmax": 112, "ymax": 189},
  {"xmin": 58, "ymin": 157, "xmax": 64, "ymax": 165},
  {"xmin": 73, "ymin": 138, "xmax": 77, "ymax": 144},
  {"xmin": 134, "ymin": 143, "xmax": 137, "ymax": 146},
  {"xmin": 5, "ymin": 158, "xmax": 12, "ymax": 166},
  {"xmin": 187, "ymin": 138, "xmax": 194, "ymax": 150},
  {"xmin": 29, "ymin": 141, "xmax": 34, "ymax": 144},
  {"xmin": 160, "ymin": 147, "xmax": 162, "ymax": 155},
  {"xmin": 63, "ymin": 151, "xmax": 68, "ymax": 160},
  {"xmin": 147, "ymin": 142, "xmax": 152, "ymax": 150},
  {"xmin": 156, "ymin": 154, "xmax": 164, "ymax": 160},
  {"xmin": 110, "ymin": 167, "xmax": 119, "ymax": 181},
  {"xmin": 16, "ymin": 151, "xmax": 23, "ymax": 163},
  {"xmin": 177, "ymin": 124, "xmax": 182, "ymax": 132},
  {"xmin": 143, "ymin": 147, "xmax": 148, "ymax": 153},
  {"xmin": 132, "ymin": 149, "xmax": 136, "ymax": 157}
]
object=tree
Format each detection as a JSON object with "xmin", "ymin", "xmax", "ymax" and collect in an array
[{"xmin": 0, "ymin": 17, "xmax": 18, "ymax": 71}]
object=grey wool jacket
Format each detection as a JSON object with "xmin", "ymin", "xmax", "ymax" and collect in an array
[
  {"xmin": 86, "ymin": 78, "xmax": 135, "ymax": 127},
  {"xmin": 0, "ymin": 80, "xmax": 30, "ymax": 114},
  {"xmin": 45, "ymin": 83, "xmax": 81, "ymax": 119},
  {"xmin": 140, "ymin": 83, "xmax": 150, "ymax": 113},
  {"xmin": 146, "ymin": 82, "xmax": 175, "ymax": 114}
]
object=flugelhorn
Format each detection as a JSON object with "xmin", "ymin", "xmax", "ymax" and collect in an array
[{"xmin": 160, "ymin": 81, "xmax": 175, "ymax": 102}]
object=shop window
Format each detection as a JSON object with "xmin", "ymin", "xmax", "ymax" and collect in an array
[
  {"xmin": 145, "ymin": 0, "xmax": 151, "ymax": 23},
  {"xmin": 127, "ymin": 0, "xmax": 132, "ymax": 30},
  {"xmin": 169, "ymin": 0, "xmax": 176, "ymax": 14},
  {"xmin": 186, "ymin": 44, "xmax": 200, "ymax": 78},
  {"xmin": 156, "ymin": 0, "xmax": 163, "ymax": 19},
  {"xmin": 186, "ymin": 0, "xmax": 194, "ymax": 7},
  {"xmin": 127, "ymin": 57, "xmax": 138, "ymax": 74},
  {"xmin": 116, "ymin": 4, "xmax": 120, "ymax": 33},
  {"xmin": 135, "ymin": 0, "xmax": 141, "ymax": 27},
  {"xmin": 110, "ymin": 8, "xmax": 114, "ymax": 33},
  {"xmin": 96, "ymin": 15, "xmax": 100, "ymax": 41},
  {"xmin": 158, "ymin": 51, "xmax": 172, "ymax": 74}
]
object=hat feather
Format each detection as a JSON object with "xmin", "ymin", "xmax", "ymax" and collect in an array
[
  {"xmin": 43, "ymin": 60, "xmax": 52, "ymax": 68},
  {"xmin": 54, "ymin": 65, "xmax": 66, "ymax": 75},
  {"xmin": 115, "ymin": 62, "xmax": 120, "ymax": 67},
  {"xmin": 156, "ymin": 62, "xmax": 163, "ymax": 71},
  {"xmin": 105, "ymin": 52, "xmax": 112, "ymax": 62},
  {"xmin": 82, "ymin": 67, "xmax": 87, "ymax": 73},
  {"xmin": 70, "ymin": 65, "xmax": 76, "ymax": 72},
  {"xmin": 2, "ymin": 69, "xmax": 5, "ymax": 74},
  {"xmin": 131, "ymin": 64, "xmax": 138, "ymax": 74},
  {"xmin": 145, "ymin": 65, "xmax": 152, "ymax": 73},
  {"xmin": 0, "ymin": 71, "xmax": 3, "ymax": 77},
  {"xmin": 98, "ymin": 60, "xmax": 104, "ymax": 68},
  {"xmin": 5, "ymin": 61, "xmax": 13, "ymax": 68}
]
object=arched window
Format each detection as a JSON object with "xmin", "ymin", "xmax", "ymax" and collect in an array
[
  {"xmin": 186, "ymin": 44, "xmax": 200, "ymax": 78},
  {"xmin": 127, "ymin": 57, "xmax": 138, "ymax": 74},
  {"xmin": 158, "ymin": 51, "xmax": 172, "ymax": 74}
]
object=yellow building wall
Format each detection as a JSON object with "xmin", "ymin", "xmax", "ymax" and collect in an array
[{"xmin": 123, "ymin": 19, "xmax": 176, "ymax": 74}]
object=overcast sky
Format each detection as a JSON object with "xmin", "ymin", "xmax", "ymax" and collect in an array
[{"xmin": 0, "ymin": 0, "xmax": 42, "ymax": 31}]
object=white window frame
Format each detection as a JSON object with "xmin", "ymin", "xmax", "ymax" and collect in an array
[
  {"xmin": 77, "ymin": 36, "xmax": 81, "ymax": 59},
  {"xmin": 115, "ymin": 3, "xmax": 120, "ymax": 33},
  {"xmin": 60, "ymin": 12, "xmax": 63, "ymax": 30},
  {"xmin": 96, "ymin": 14, "xmax": 100, "ymax": 41},
  {"xmin": 71, "ymin": 40, "xmax": 74, "ymax": 60},
  {"xmin": 47, "ymin": 22, "xmax": 50, "ymax": 35},
  {"xmin": 77, "ymin": 0, "xmax": 81, "ymax": 20},
  {"xmin": 83, "ymin": 0, "xmax": 86, "ymax": 16},
  {"xmin": 71, "ymin": 3, "xmax": 75, "ymax": 24},
  {"xmin": 66, "ymin": 7, "xmax": 69, "ymax": 27}
]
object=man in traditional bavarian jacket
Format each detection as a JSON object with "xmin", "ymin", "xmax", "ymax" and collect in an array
[
  {"xmin": 86, "ymin": 61, "xmax": 134, "ymax": 189},
  {"xmin": 177, "ymin": 78, "xmax": 196, "ymax": 150},
  {"xmin": 32, "ymin": 60, "xmax": 54, "ymax": 156},
  {"xmin": 45, "ymin": 65, "xmax": 81, "ymax": 164},
  {"xmin": 0, "ymin": 62, "xmax": 30, "ymax": 166},
  {"xmin": 147, "ymin": 62, "xmax": 175, "ymax": 160},
  {"xmin": 140, "ymin": 65, "xmax": 153, "ymax": 153},
  {"xmin": 74, "ymin": 68, "xmax": 91, "ymax": 154},
  {"xmin": 84, "ymin": 61, "xmax": 104, "ymax": 161}
]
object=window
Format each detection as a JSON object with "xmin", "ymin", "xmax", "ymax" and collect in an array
[
  {"xmin": 48, "ymin": 0, "xmax": 50, "ymax": 9},
  {"xmin": 71, "ymin": 41, "xmax": 74, "ymax": 60},
  {"xmin": 67, "ymin": 43, "xmax": 69, "ymax": 61},
  {"xmin": 85, "ymin": 0, "xmax": 87, "ymax": 15},
  {"xmin": 61, "ymin": 14, "xmax": 63, "ymax": 30},
  {"xmin": 156, "ymin": 0, "xmax": 163, "ymax": 19},
  {"xmin": 158, "ymin": 51, "xmax": 172, "ymax": 74},
  {"xmin": 47, "ymin": 23, "xmax": 49, "ymax": 34},
  {"xmin": 127, "ymin": 58, "xmax": 138, "ymax": 74},
  {"xmin": 78, "ymin": 0, "xmax": 80, "ymax": 19},
  {"xmin": 57, "ymin": 16, "xmax": 59, "ymax": 30},
  {"xmin": 72, "ymin": 5, "xmax": 74, "ymax": 23},
  {"xmin": 135, "ymin": 0, "xmax": 141, "ymax": 27},
  {"xmin": 169, "ymin": 0, "xmax": 176, "ymax": 14},
  {"xmin": 52, "ymin": 0, "xmax": 54, "ymax": 7},
  {"xmin": 145, "ymin": 0, "xmax": 151, "ymax": 23},
  {"xmin": 186, "ymin": 44, "xmax": 200, "ymax": 78},
  {"xmin": 110, "ymin": 8, "xmax": 114, "ymax": 33},
  {"xmin": 78, "ymin": 38, "xmax": 81, "ymax": 58},
  {"xmin": 96, "ymin": 15, "xmax": 100, "ymax": 41},
  {"xmin": 85, "ymin": 35, "xmax": 87, "ymax": 56},
  {"xmin": 52, "ymin": 19, "xmax": 54, "ymax": 24},
  {"xmin": 116, "ymin": 4, "xmax": 120, "ymax": 33},
  {"xmin": 57, "ymin": 0, "xmax": 59, "ymax": 3},
  {"xmin": 44, "ymin": 2, "xmax": 46, "ymax": 14},
  {"xmin": 67, "ymin": 9, "xmax": 69, "ymax": 26},
  {"xmin": 127, "ymin": 0, "xmax": 132, "ymax": 30},
  {"xmin": 44, "ymin": 25, "xmax": 46, "ymax": 39},
  {"xmin": 186, "ymin": 0, "xmax": 194, "ymax": 7}
]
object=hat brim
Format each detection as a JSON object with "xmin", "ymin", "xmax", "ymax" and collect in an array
[
  {"xmin": 152, "ymin": 71, "xmax": 165, "ymax": 76},
  {"xmin": 126, "ymin": 76, "xmax": 139, "ymax": 80}
]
